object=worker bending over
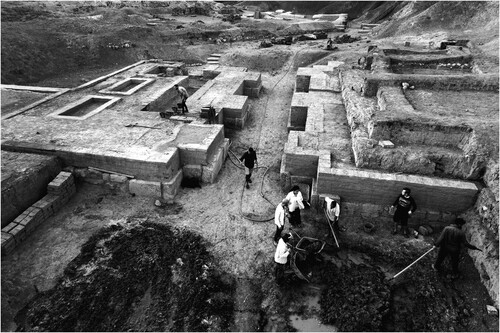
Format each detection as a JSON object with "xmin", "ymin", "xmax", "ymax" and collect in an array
[
  {"xmin": 324, "ymin": 197, "xmax": 346, "ymax": 233},
  {"xmin": 433, "ymin": 217, "xmax": 482, "ymax": 277}
]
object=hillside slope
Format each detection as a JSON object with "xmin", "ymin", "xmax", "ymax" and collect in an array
[{"xmin": 1, "ymin": 1, "xmax": 498, "ymax": 84}]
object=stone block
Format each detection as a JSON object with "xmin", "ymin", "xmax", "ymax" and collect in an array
[
  {"xmin": 202, "ymin": 144, "xmax": 225, "ymax": 184},
  {"xmin": 129, "ymin": 179, "xmax": 161, "ymax": 197},
  {"xmin": 162, "ymin": 169, "xmax": 183, "ymax": 200},
  {"xmin": 486, "ymin": 305, "xmax": 498, "ymax": 316},
  {"xmin": 379, "ymin": 140, "xmax": 394, "ymax": 148},
  {"xmin": 110, "ymin": 174, "xmax": 128, "ymax": 183},
  {"xmin": 1, "ymin": 223, "xmax": 18, "ymax": 234},
  {"xmin": 102, "ymin": 173, "xmax": 111, "ymax": 182}
]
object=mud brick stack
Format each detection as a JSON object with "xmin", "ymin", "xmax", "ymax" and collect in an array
[
  {"xmin": 1, "ymin": 233, "xmax": 16, "ymax": 255},
  {"xmin": 46, "ymin": 171, "xmax": 76, "ymax": 203},
  {"xmin": 1, "ymin": 171, "xmax": 76, "ymax": 256}
]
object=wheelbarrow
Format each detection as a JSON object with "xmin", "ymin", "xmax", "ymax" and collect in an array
[{"xmin": 286, "ymin": 231, "xmax": 326, "ymax": 283}]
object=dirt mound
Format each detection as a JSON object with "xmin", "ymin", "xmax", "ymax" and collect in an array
[
  {"xmin": 374, "ymin": 1, "xmax": 499, "ymax": 40},
  {"xmin": 222, "ymin": 47, "xmax": 294, "ymax": 72},
  {"xmin": 15, "ymin": 221, "xmax": 235, "ymax": 332},
  {"xmin": 319, "ymin": 265, "xmax": 390, "ymax": 331}
]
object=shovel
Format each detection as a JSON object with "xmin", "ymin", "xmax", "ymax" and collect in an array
[
  {"xmin": 125, "ymin": 123, "xmax": 161, "ymax": 129},
  {"xmin": 390, "ymin": 246, "xmax": 436, "ymax": 280},
  {"xmin": 323, "ymin": 208, "xmax": 340, "ymax": 248}
]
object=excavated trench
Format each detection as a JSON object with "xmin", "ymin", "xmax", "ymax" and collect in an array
[{"xmin": 3, "ymin": 3, "xmax": 498, "ymax": 331}]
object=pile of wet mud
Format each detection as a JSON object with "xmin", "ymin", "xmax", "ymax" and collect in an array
[
  {"xmin": 15, "ymin": 221, "xmax": 235, "ymax": 332},
  {"xmin": 315, "ymin": 234, "xmax": 494, "ymax": 332},
  {"xmin": 319, "ymin": 265, "xmax": 390, "ymax": 331}
]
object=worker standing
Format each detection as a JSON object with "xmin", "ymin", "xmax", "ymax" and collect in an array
[
  {"xmin": 274, "ymin": 233, "xmax": 293, "ymax": 285},
  {"xmin": 432, "ymin": 218, "xmax": 482, "ymax": 277},
  {"xmin": 390, "ymin": 187, "xmax": 417, "ymax": 238},
  {"xmin": 324, "ymin": 197, "xmax": 346, "ymax": 233},
  {"xmin": 286, "ymin": 185, "xmax": 305, "ymax": 227},
  {"xmin": 274, "ymin": 199, "xmax": 289, "ymax": 245},
  {"xmin": 174, "ymin": 84, "xmax": 189, "ymax": 113},
  {"xmin": 208, "ymin": 105, "xmax": 216, "ymax": 124},
  {"xmin": 240, "ymin": 147, "xmax": 257, "ymax": 189}
]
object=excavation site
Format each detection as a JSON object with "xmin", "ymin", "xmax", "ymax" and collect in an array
[{"xmin": 1, "ymin": 1, "xmax": 499, "ymax": 332}]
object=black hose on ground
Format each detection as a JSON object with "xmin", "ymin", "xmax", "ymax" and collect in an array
[
  {"xmin": 228, "ymin": 148, "xmax": 274, "ymax": 222},
  {"xmin": 228, "ymin": 46, "xmax": 311, "ymax": 223}
]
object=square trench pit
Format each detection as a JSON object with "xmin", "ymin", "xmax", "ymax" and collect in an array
[
  {"xmin": 383, "ymin": 49, "xmax": 474, "ymax": 75},
  {"xmin": 141, "ymin": 63, "xmax": 185, "ymax": 77},
  {"xmin": 49, "ymin": 95, "xmax": 121, "ymax": 120},
  {"xmin": 99, "ymin": 77, "xmax": 155, "ymax": 96}
]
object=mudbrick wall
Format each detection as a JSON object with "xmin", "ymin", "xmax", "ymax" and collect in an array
[
  {"xmin": 342, "ymin": 71, "xmax": 489, "ymax": 180},
  {"xmin": 363, "ymin": 73, "xmax": 499, "ymax": 97},
  {"xmin": 1, "ymin": 152, "xmax": 61, "ymax": 228},
  {"xmin": 463, "ymin": 158, "xmax": 499, "ymax": 306},
  {"xmin": 341, "ymin": 68, "xmax": 499, "ymax": 306},
  {"xmin": 316, "ymin": 164, "xmax": 479, "ymax": 215},
  {"xmin": 1, "ymin": 141, "xmax": 181, "ymax": 182},
  {"xmin": 1, "ymin": 171, "xmax": 76, "ymax": 255}
]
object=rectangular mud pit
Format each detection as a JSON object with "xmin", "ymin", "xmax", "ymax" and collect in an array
[{"xmin": 50, "ymin": 95, "xmax": 121, "ymax": 120}]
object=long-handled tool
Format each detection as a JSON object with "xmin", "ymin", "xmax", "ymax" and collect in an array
[
  {"xmin": 323, "ymin": 208, "xmax": 340, "ymax": 248},
  {"xmin": 390, "ymin": 246, "xmax": 436, "ymax": 280}
]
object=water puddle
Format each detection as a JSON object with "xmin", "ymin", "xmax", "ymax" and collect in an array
[{"xmin": 288, "ymin": 287, "xmax": 338, "ymax": 332}]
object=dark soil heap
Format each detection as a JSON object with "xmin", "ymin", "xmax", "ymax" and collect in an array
[
  {"xmin": 319, "ymin": 265, "xmax": 390, "ymax": 331},
  {"xmin": 15, "ymin": 221, "xmax": 235, "ymax": 332}
]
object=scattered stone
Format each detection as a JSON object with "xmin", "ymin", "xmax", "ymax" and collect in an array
[
  {"xmin": 379, "ymin": 140, "xmax": 395, "ymax": 148},
  {"xmin": 486, "ymin": 305, "xmax": 498, "ymax": 316}
]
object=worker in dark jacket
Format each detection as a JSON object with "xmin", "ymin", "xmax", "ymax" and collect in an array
[
  {"xmin": 432, "ymin": 218, "xmax": 482, "ymax": 276},
  {"xmin": 240, "ymin": 147, "xmax": 257, "ymax": 189},
  {"xmin": 391, "ymin": 187, "xmax": 417, "ymax": 238}
]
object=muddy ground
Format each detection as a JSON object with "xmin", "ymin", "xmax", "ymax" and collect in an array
[{"xmin": 2, "ymin": 2, "xmax": 499, "ymax": 332}]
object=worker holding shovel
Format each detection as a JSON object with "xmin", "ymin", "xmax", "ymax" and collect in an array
[
  {"xmin": 324, "ymin": 197, "xmax": 346, "ymax": 233},
  {"xmin": 432, "ymin": 217, "xmax": 482, "ymax": 278}
]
